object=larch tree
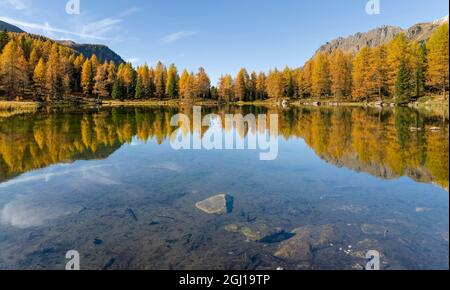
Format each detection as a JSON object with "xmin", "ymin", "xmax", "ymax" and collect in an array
[
  {"xmin": 81, "ymin": 58, "xmax": 94, "ymax": 96},
  {"xmin": 179, "ymin": 69, "xmax": 190, "ymax": 100},
  {"xmin": 387, "ymin": 34, "xmax": 414, "ymax": 95},
  {"xmin": 218, "ymin": 74, "xmax": 234, "ymax": 102},
  {"xmin": 256, "ymin": 72, "xmax": 267, "ymax": 100},
  {"xmin": 369, "ymin": 45, "xmax": 389, "ymax": 101},
  {"xmin": 234, "ymin": 68, "xmax": 249, "ymax": 101},
  {"xmin": 300, "ymin": 60, "xmax": 314, "ymax": 98},
  {"xmin": 196, "ymin": 67, "xmax": 210, "ymax": 99},
  {"xmin": 0, "ymin": 40, "xmax": 28, "ymax": 99},
  {"xmin": 33, "ymin": 58, "xmax": 46, "ymax": 98},
  {"xmin": 93, "ymin": 62, "xmax": 110, "ymax": 99},
  {"xmin": 266, "ymin": 69, "xmax": 284, "ymax": 100},
  {"xmin": 248, "ymin": 71, "xmax": 258, "ymax": 101},
  {"xmin": 427, "ymin": 23, "xmax": 449, "ymax": 97},
  {"xmin": 352, "ymin": 46, "xmax": 372, "ymax": 100},
  {"xmin": 329, "ymin": 49, "xmax": 352, "ymax": 99},
  {"xmin": 189, "ymin": 71, "xmax": 198, "ymax": 99},
  {"xmin": 312, "ymin": 52, "xmax": 331, "ymax": 98}
]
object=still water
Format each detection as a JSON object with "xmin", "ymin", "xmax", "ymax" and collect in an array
[{"xmin": 0, "ymin": 105, "xmax": 448, "ymax": 270}]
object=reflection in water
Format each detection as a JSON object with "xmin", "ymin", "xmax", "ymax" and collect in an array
[
  {"xmin": 1, "ymin": 106, "xmax": 448, "ymax": 189},
  {"xmin": 0, "ymin": 106, "xmax": 448, "ymax": 270}
]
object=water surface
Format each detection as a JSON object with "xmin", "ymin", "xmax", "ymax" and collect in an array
[{"xmin": 0, "ymin": 106, "xmax": 448, "ymax": 270}]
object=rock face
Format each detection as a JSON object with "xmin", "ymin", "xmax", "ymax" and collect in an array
[
  {"xmin": 195, "ymin": 194, "xmax": 233, "ymax": 214},
  {"xmin": 275, "ymin": 225, "xmax": 335, "ymax": 261},
  {"xmin": 317, "ymin": 16, "xmax": 449, "ymax": 54},
  {"xmin": 58, "ymin": 41, "xmax": 125, "ymax": 64}
]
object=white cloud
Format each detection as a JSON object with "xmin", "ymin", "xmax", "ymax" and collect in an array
[
  {"xmin": 120, "ymin": 6, "xmax": 141, "ymax": 17},
  {"xmin": 0, "ymin": 195, "xmax": 77, "ymax": 228},
  {"xmin": 0, "ymin": 16, "xmax": 109, "ymax": 40},
  {"xmin": 162, "ymin": 30, "xmax": 196, "ymax": 44},
  {"xmin": 81, "ymin": 18, "xmax": 121, "ymax": 39},
  {"xmin": 5, "ymin": 0, "xmax": 26, "ymax": 10},
  {"xmin": 126, "ymin": 57, "xmax": 139, "ymax": 64}
]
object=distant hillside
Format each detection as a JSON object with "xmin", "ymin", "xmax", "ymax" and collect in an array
[
  {"xmin": 0, "ymin": 20, "xmax": 24, "ymax": 33},
  {"xmin": 318, "ymin": 15, "xmax": 449, "ymax": 54},
  {"xmin": 58, "ymin": 40, "xmax": 125, "ymax": 64},
  {"xmin": 0, "ymin": 19, "xmax": 124, "ymax": 64}
]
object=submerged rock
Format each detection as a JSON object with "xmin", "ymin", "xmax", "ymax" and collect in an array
[
  {"xmin": 361, "ymin": 224, "xmax": 388, "ymax": 236},
  {"xmin": 196, "ymin": 194, "xmax": 234, "ymax": 214},
  {"xmin": 415, "ymin": 207, "xmax": 432, "ymax": 213},
  {"xmin": 274, "ymin": 225, "xmax": 335, "ymax": 261},
  {"xmin": 259, "ymin": 231, "xmax": 296, "ymax": 244},
  {"xmin": 224, "ymin": 224, "xmax": 240, "ymax": 233},
  {"xmin": 225, "ymin": 223, "xmax": 293, "ymax": 243}
]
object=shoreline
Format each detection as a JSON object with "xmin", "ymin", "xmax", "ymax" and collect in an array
[{"xmin": 1, "ymin": 95, "xmax": 448, "ymax": 111}]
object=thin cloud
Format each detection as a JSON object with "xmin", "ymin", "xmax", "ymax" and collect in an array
[
  {"xmin": 120, "ymin": 6, "xmax": 141, "ymax": 17},
  {"xmin": 162, "ymin": 31, "xmax": 196, "ymax": 44},
  {"xmin": 0, "ymin": 16, "xmax": 110, "ymax": 40},
  {"xmin": 81, "ymin": 18, "xmax": 121, "ymax": 39},
  {"xmin": 5, "ymin": 0, "xmax": 26, "ymax": 10},
  {"xmin": 126, "ymin": 57, "xmax": 140, "ymax": 64}
]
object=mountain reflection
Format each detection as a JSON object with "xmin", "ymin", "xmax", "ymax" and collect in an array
[{"xmin": 0, "ymin": 106, "xmax": 448, "ymax": 189}]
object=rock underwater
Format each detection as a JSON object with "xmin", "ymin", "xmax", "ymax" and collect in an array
[{"xmin": 195, "ymin": 194, "xmax": 234, "ymax": 214}]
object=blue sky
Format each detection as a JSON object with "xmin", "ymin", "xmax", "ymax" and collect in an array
[{"xmin": 0, "ymin": 0, "xmax": 448, "ymax": 83}]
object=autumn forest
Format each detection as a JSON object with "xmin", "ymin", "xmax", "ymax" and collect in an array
[{"xmin": 0, "ymin": 23, "xmax": 448, "ymax": 105}]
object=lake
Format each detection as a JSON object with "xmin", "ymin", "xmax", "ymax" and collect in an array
[{"xmin": 0, "ymin": 105, "xmax": 448, "ymax": 270}]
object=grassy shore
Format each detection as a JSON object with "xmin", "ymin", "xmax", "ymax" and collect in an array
[{"xmin": 1, "ymin": 95, "xmax": 448, "ymax": 112}]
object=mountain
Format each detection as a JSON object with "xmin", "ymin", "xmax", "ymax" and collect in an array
[
  {"xmin": 318, "ymin": 15, "xmax": 449, "ymax": 54},
  {"xmin": 0, "ymin": 20, "xmax": 24, "ymax": 33},
  {"xmin": 0, "ymin": 20, "xmax": 124, "ymax": 64},
  {"xmin": 58, "ymin": 40, "xmax": 125, "ymax": 64}
]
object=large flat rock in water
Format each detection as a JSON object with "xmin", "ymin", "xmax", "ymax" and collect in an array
[
  {"xmin": 196, "ymin": 194, "xmax": 233, "ymax": 214},
  {"xmin": 275, "ymin": 225, "xmax": 335, "ymax": 261}
]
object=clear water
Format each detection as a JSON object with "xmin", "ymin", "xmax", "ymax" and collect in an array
[{"xmin": 0, "ymin": 106, "xmax": 448, "ymax": 270}]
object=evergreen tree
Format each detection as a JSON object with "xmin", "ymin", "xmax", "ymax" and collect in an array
[
  {"xmin": 135, "ymin": 75, "xmax": 143, "ymax": 99},
  {"xmin": 283, "ymin": 66, "xmax": 296, "ymax": 98},
  {"xmin": 414, "ymin": 42, "xmax": 427, "ymax": 98},
  {"xmin": 112, "ymin": 78, "xmax": 124, "ymax": 100},
  {"xmin": 154, "ymin": 61, "xmax": 166, "ymax": 99},
  {"xmin": 395, "ymin": 61, "xmax": 413, "ymax": 105},
  {"xmin": 166, "ymin": 64, "xmax": 179, "ymax": 99},
  {"xmin": 0, "ymin": 30, "xmax": 9, "ymax": 52}
]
